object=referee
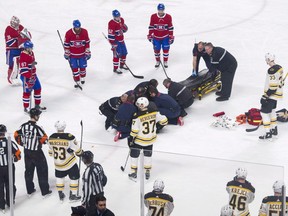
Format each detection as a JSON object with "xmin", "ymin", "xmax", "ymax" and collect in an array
[
  {"xmin": 81, "ymin": 151, "xmax": 107, "ymax": 215},
  {"xmin": 0, "ymin": 124, "xmax": 21, "ymax": 212},
  {"xmin": 14, "ymin": 108, "xmax": 51, "ymax": 197}
]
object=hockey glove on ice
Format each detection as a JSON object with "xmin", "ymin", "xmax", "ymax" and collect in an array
[
  {"xmin": 169, "ymin": 35, "xmax": 174, "ymax": 45},
  {"xmin": 260, "ymin": 95, "xmax": 269, "ymax": 105}
]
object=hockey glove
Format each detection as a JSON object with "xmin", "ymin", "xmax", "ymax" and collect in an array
[
  {"xmin": 25, "ymin": 78, "xmax": 35, "ymax": 90},
  {"xmin": 260, "ymin": 95, "xmax": 269, "ymax": 105},
  {"xmin": 127, "ymin": 136, "xmax": 135, "ymax": 147},
  {"xmin": 85, "ymin": 48, "xmax": 91, "ymax": 60},
  {"xmin": 64, "ymin": 50, "xmax": 70, "ymax": 60},
  {"xmin": 111, "ymin": 44, "xmax": 118, "ymax": 51},
  {"xmin": 147, "ymin": 35, "xmax": 153, "ymax": 42},
  {"xmin": 122, "ymin": 24, "xmax": 128, "ymax": 33},
  {"xmin": 169, "ymin": 35, "xmax": 174, "ymax": 45}
]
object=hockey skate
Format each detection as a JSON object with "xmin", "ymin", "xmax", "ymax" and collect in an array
[
  {"xmin": 128, "ymin": 172, "xmax": 137, "ymax": 182},
  {"xmin": 155, "ymin": 61, "xmax": 160, "ymax": 68},
  {"xmin": 120, "ymin": 64, "xmax": 129, "ymax": 70},
  {"xmin": 35, "ymin": 104, "xmax": 47, "ymax": 111},
  {"xmin": 74, "ymin": 81, "xmax": 82, "ymax": 89},
  {"xmin": 145, "ymin": 169, "xmax": 150, "ymax": 180},
  {"xmin": 58, "ymin": 191, "xmax": 65, "ymax": 202},
  {"xmin": 113, "ymin": 68, "xmax": 123, "ymax": 74},
  {"xmin": 69, "ymin": 192, "xmax": 81, "ymax": 202},
  {"xmin": 259, "ymin": 132, "xmax": 272, "ymax": 141},
  {"xmin": 24, "ymin": 108, "xmax": 30, "ymax": 115},
  {"xmin": 114, "ymin": 131, "xmax": 121, "ymax": 142},
  {"xmin": 80, "ymin": 77, "xmax": 85, "ymax": 85},
  {"xmin": 164, "ymin": 61, "xmax": 168, "ymax": 68},
  {"xmin": 270, "ymin": 126, "xmax": 278, "ymax": 137},
  {"xmin": 177, "ymin": 116, "xmax": 184, "ymax": 126}
]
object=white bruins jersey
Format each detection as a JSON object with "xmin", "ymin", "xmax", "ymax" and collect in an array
[
  {"xmin": 258, "ymin": 196, "xmax": 288, "ymax": 216},
  {"xmin": 130, "ymin": 110, "xmax": 168, "ymax": 146},
  {"xmin": 264, "ymin": 64, "xmax": 283, "ymax": 100},
  {"xmin": 226, "ymin": 179, "xmax": 255, "ymax": 216},
  {"xmin": 48, "ymin": 133, "xmax": 82, "ymax": 171}
]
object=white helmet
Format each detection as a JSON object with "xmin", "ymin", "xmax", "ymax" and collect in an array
[
  {"xmin": 236, "ymin": 167, "xmax": 247, "ymax": 179},
  {"xmin": 136, "ymin": 97, "xmax": 149, "ymax": 110},
  {"xmin": 220, "ymin": 205, "xmax": 233, "ymax": 216},
  {"xmin": 55, "ymin": 120, "xmax": 66, "ymax": 131},
  {"xmin": 273, "ymin": 180, "xmax": 285, "ymax": 194},
  {"xmin": 265, "ymin": 53, "xmax": 275, "ymax": 62},
  {"xmin": 10, "ymin": 16, "xmax": 20, "ymax": 28},
  {"xmin": 153, "ymin": 179, "xmax": 165, "ymax": 192}
]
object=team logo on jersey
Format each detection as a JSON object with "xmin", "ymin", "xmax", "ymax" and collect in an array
[
  {"xmin": 71, "ymin": 41, "xmax": 84, "ymax": 48},
  {"xmin": 156, "ymin": 24, "xmax": 167, "ymax": 31}
]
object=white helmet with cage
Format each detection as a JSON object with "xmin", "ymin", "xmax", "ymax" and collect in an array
[
  {"xmin": 54, "ymin": 120, "xmax": 66, "ymax": 131},
  {"xmin": 236, "ymin": 167, "xmax": 247, "ymax": 179},
  {"xmin": 136, "ymin": 97, "xmax": 149, "ymax": 110},
  {"xmin": 273, "ymin": 180, "xmax": 285, "ymax": 194},
  {"xmin": 220, "ymin": 205, "xmax": 233, "ymax": 216},
  {"xmin": 265, "ymin": 53, "xmax": 275, "ymax": 63},
  {"xmin": 153, "ymin": 179, "xmax": 165, "ymax": 192}
]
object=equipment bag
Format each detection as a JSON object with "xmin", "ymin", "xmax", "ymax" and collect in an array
[{"xmin": 245, "ymin": 108, "xmax": 262, "ymax": 126}]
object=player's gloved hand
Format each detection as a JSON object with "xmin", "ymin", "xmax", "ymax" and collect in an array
[
  {"xmin": 122, "ymin": 24, "xmax": 128, "ymax": 33},
  {"xmin": 147, "ymin": 35, "xmax": 153, "ymax": 42},
  {"xmin": 85, "ymin": 48, "xmax": 91, "ymax": 60},
  {"xmin": 111, "ymin": 44, "xmax": 118, "ymax": 51},
  {"xmin": 192, "ymin": 70, "xmax": 198, "ymax": 77},
  {"xmin": 260, "ymin": 95, "xmax": 269, "ymax": 105},
  {"xmin": 25, "ymin": 79, "xmax": 35, "ymax": 90},
  {"xmin": 67, "ymin": 148, "xmax": 74, "ymax": 154},
  {"xmin": 127, "ymin": 136, "xmax": 135, "ymax": 147},
  {"xmin": 64, "ymin": 50, "xmax": 70, "ymax": 60},
  {"xmin": 169, "ymin": 35, "xmax": 174, "ymax": 45}
]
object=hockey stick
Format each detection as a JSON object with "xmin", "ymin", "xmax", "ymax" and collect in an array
[
  {"xmin": 56, "ymin": 30, "xmax": 83, "ymax": 90},
  {"xmin": 102, "ymin": 32, "xmax": 144, "ymax": 79},
  {"xmin": 246, "ymin": 122, "xmax": 261, "ymax": 132},
  {"xmin": 159, "ymin": 60, "xmax": 170, "ymax": 79},
  {"xmin": 77, "ymin": 120, "xmax": 83, "ymax": 196},
  {"xmin": 120, "ymin": 151, "xmax": 130, "ymax": 172}
]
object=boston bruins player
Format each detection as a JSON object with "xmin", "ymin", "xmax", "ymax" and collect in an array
[
  {"xmin": 259, "ymin": 53, "xmax": 283, "ymax": 140},
  {"xmin": 258, "ymin": 180, "xmax": 288, "ymax": 216},
  {"xmin": 48, "ymin": 120, "xmax": 83, "ymax": 202},
  {"xmin": 226, "ymin": 167, "xmax": 255, "ymax": 216},
  {"xmin": 127, "ymin": 97, "xmax": 168, "ymax": 180}
]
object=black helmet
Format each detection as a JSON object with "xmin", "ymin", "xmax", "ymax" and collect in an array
[
  {"xmin": 0, "ymin": 124, "xmax": 7, "ymax": 134},
  {"xmin": 29, "ymin": 108, "xmax": 42, "ymax": 118},
  {"xmin": 82, "ymin": 151, "xmax": 94, "ymax": 164}
]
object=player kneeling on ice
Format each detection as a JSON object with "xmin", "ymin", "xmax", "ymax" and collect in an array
[
  {"xmin": 48, "ymin": 120, "xmax": 83, "ymax": 202},
  {"xmin": 259, "ymin": 53, "xmax": 283, "ymax": 141},
  {"xmin": 127, "ymin": 97, "xmax": 168, "ymax": 180},
  {"xmin": 144, "ymin": 179, "xmax": 174, "ymax": 216}
]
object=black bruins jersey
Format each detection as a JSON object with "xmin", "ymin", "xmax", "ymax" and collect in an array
[{"xmin": 144, "ymin": 191, "xmax": 174, "ymax": 216}]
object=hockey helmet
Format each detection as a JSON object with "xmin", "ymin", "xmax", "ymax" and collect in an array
[
  {"xmin": 0, "ymin": 124, "xmax": 7, "ymax": 134},
  {"xmin": 10, "ymin": 16, "xmax": 20, "ymax": 28},
  {"xmin": 273, "ymin": 180, "xmax": 285, "ymax": 194},
  {"xmin": 236, "ymin": 167, "xmax": 247, "ymax": 179},
  {"xmin": 220, "ymin": 205, "xmax": 233, "ymax": 216},
  {"xmin": 29, "ymin": 108, "xmax": 42, "ymax": 118},
  {"xmin": 54, "ymin": 120, "xmax": 66, "ymax": 131},
  {"xmin": 157, "ymin": 3, "xmax": 165, "ymax": 11},
  {"xmin": 82, "ymin": 151, "xmax": 94, "ymax": 164},
  {"xmin": 23, "ymin": 41, "xmax": 33, "ymax": 49},
  {"xmin": 112, "ymin": 10, "xmax": 121, "ymax": 17},
  {"xmin": 153, "ymin": 179, "xmax": 165, "ymax": 192},
  {"xmin": 136, "ymin": 97, "xmax": 149, "ymax": 110},
  {"xmin": 73, "ymin": 20, "xmax": 81, "ymax": 28},
  {"xmin": 265, "ymin": 53, "xmax": 275, "ymax": 62}
]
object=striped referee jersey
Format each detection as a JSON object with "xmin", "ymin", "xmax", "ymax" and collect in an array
[
  {"xmin": 14, "ymin": 120, "xmax": 48, "ymax": 151},
  {"xmin": 0, "ymin": 137, "xmax": 21, "ymax": 167}
]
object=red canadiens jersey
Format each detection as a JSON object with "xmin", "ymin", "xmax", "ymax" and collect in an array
[
  {"xmin": 148, "ymin": 13, "xmax": 173, "ymax": 39},
  {"xmin": 19, "ymin": 51, "xmax": 36, "ymax": 79},
  {"xmin": 108, "ymin": 17, "xmax": 127, "ymax": 44},
  {"xmin": 64, "ymin": 28, "xmax": 90, "ymax": 58},
  {"xmin": 5, "ymin": 24, "xmax": 24, "ymax": 50}
]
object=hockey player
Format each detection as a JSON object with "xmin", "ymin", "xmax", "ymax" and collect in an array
[
  {"xmin": 127, "ymin": 97, "xmax": 168, "ymax": 180},
  {"xmin": 108, "ymin": 10, "xmax": 128, "ymax": 74},
  {"xmin": 149, "ymin": 86, "xmax": 184, "ymax": 126},
  {"xmin": 204, "ymin": 42, "xmax": 237, "ymax": 101},
  {"xmin": 220, "ymin": 205, "xmax": 233, "ymax": 216},
  {"xmin": 258, "ymin": 180, "xmax": 288, "ymax": 216},
  {"xmin": 19, "ymin": 41, "xmax": 44, "ymax": 113},
  {"xmin": 5, "ymin": 16, "xmax": 31, "ymax": 84},
  {"xmin": 48, "ymin": 120, "xmax": 83, "ymax": 202},
  {"xmin": 64, "ymin": 20, "xmax": 91, "ymax": 88},
  {"xmin": 259, "ymin": 53, "xmax": 283, "ymax": 140},
  {"xmin": 147, "ymin": 3, "xmax": 174, "ymax": 68},
  {"xmin": 144, "ymin": 179, "xmax": 174, "ymax": 216},
  {"xmin": 0, "ymin": 124, "xmax": 21, "ymax": 212},
  {"xmin": 192, "ymin": 41, "xmax": 211, "ymax": 77},
  {"xmin": 226, "ymin": 167, "xmax": 255, "ymax": 216},
  {"xmin": 163, "ymin": 78, "xmax": 194, "ymax": 117},
  {"xmin": 134, "ymin": 79, "xmax": 158, "ymax": 99},
  {"xmin": 99, "ymin": 94, "xmax": 128, "ymax": 130},
  {"xmin": 112, "ymin": 94, "xmax": 137, "ymax": 141}
]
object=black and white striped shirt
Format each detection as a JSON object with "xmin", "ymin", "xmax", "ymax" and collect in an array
[
  {"xmin": 0, "ymin": 137, "xmax": 21, "ymax": 167},
  {"xmin": 82, "ymin": 162, "xmax": 107, "ymax": 205},
  {"xmin": 14, "ymin": 120, "xmax": 48, "ymax": 151}
]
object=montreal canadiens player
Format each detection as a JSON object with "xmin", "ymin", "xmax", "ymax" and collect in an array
[
  {"xmin": 64, "ymin": 20, "xmax": 91, "ymax": 88},
  {"xmin": 147, "ymin": 3, "xmax": 174, "ymax": 68}
]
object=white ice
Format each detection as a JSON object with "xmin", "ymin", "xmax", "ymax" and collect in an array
[{"xmin": 0, "ymin": 0, "xmax": 288, "ymax": 215}]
